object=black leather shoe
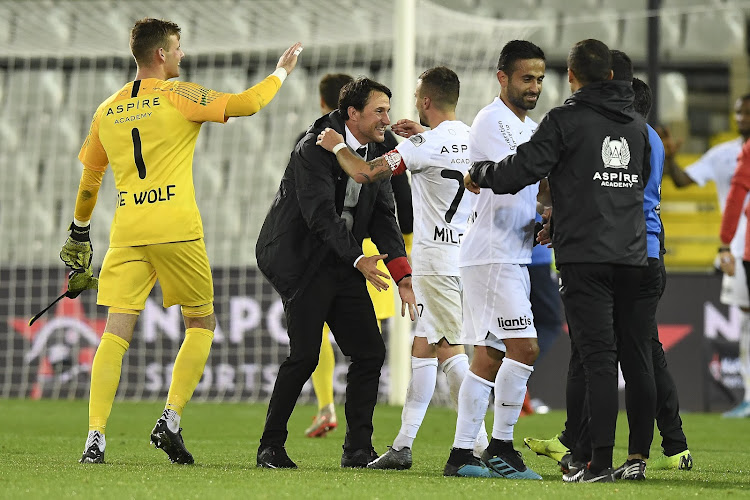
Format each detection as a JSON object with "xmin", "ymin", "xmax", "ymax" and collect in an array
[
  {"xmin": 341, "ymin": 448, "xmax": 379, "ymax": 468},
  {"xmin": 257, "ymin": 445, "xmax": 298, "ymax": 469}
]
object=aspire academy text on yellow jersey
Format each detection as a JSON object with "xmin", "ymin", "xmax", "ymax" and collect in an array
[{"xmin": 79, "ymin": 78, "xmax": 231, "ymax": 247}]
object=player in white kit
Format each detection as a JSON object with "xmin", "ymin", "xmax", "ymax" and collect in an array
[
  {"xmin": 316, "ymin": 66, "xmax": 486, "ymax": 469},
  {"xmin": 660, "ymin": 94, "xmax": 750, "ymax": 419},
  {"xmin": 443, "ymin": 40, "xmax": 547, "ymax": 480}
]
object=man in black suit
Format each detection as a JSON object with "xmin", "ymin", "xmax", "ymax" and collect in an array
[
  {"xmin": 295, "ymin": 73, "xmax": 414, "ymax": 439},
  {"xmin": 256, "ymin": 77, "xmax": 417, "ymax": 469}
]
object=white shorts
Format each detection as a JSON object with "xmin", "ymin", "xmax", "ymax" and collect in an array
[
  {"xmin": 413, "ymin": 275, "xmax": 464, "ymax": 345},
  {"xmin": 461, "ymin": 263, "xmax": 537, "ymax": 352},
  {"xmin": 720, "ymin": 255, "xmax": 750, "ymax": 308}
]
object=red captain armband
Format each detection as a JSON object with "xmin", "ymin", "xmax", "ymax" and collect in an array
[
  {"xmin": 384, "ymin": 149, "xmax": 407, "ymax": 176},
  {"xmin": 386, "ymin": 256, "xmax": 412, "ymax": 284}
]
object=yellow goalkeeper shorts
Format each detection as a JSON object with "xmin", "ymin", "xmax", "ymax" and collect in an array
[
  {"xmin": 97, "ymin": 239, "xmax": 213, "ymax": 310},
  {"xmin": 363, "ymin": 237, "xmax": 394, "ymax": 320}
]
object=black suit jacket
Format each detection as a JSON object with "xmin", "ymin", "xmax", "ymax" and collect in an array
[{"xmin": 257, "ymin": 110, "xmax": 408, "ymax": 301}]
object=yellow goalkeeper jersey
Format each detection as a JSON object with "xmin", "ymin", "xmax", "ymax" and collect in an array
[{"xmin": 79, "ymin": 78, "xmax": 232, "ymax": 247}]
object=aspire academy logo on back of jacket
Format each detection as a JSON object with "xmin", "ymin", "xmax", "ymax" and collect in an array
[
  {"xmin": 601, "ymin": 136, "xmax": 630, "ymax": 168},
  {"xmin": 592, "ymin": 135, "xmax": 640, "ymax": 188}
]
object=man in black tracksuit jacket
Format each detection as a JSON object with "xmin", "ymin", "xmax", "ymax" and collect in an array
[
  {"xmin": 538, "ymin": 52, "xmax": 690, "ymax": 480},
  {"xmin": 465, "ymin": 39, "xmax": 652, "ymax": 481},
  {"xmin": 255, "ymin": 78, "xmax": 415, "ymax": 469}
]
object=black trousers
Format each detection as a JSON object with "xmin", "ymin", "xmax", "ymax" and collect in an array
[
  {"xmin": 618, "ymin": 258, "xmax": 658, "ymax": 457},
  {"xmin": 529, "ymin": 263, "xmax": 563, "ymax": 360},
  {"xmin": 650, "ymin": 260, "xmax": 689, "ymax": 456},
  {"xmin": 259, "ymin": 256, "xmax": 386, "ymax": 452},
  {"xmin": 560, "ymin": 258, "xmax": 686, "ymax": 460},
  {"xmin": 558, "ymin": 262, "xmax": 653, "ymax": 469},
  {"xmin": 560, "ymin": 335, "xmax": 588, "ymax": 462}
]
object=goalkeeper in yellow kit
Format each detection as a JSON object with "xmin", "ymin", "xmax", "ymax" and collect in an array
[{"xmin": 60, "ymin": 17, "xmax": 302, "ymax": 464}]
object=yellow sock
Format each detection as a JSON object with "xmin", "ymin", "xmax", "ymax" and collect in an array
[
  {"xmin": 311, "ymin": 324, "xmax": 335, "ymax": 410},
  {"xmin": 165, "ymin": 328, "xmax": 214, "ymax": 416},
  {"xmin": 88, "ymin": 332, "xmax": 129, "ymax": 433}
]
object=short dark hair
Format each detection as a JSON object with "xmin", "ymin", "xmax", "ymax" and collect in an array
[
  {"xmin": 611, "ymin": 50, "xmax": 633, "ymax": 82},
  {"xmin": 338, "ymin": 77, "xmax": 392, "ymax": 120},
  {"xmin": 632, "ymin": 77, "xmax": 652, "ymax": 119},
  {"xmin": 418, "ymin": 66, "xmax": 460, "ymax": 110},
  {"xmin": 319, "ymin": 73, "xmax": 354, "ymax": 111},
  {"xmin": 497, "ymin": 40, "xmax": 546, "ymax": 75},
  {"xmin": 568, "ymin": 39, "xmax": 612, "ymax": 86},
  {"xmin": 130, "ymin": 18, "xmax": 181, "ymax": 66},
  {"xmin": 740, "ymin": 93, "xmax": 750, "ymax": 102}
]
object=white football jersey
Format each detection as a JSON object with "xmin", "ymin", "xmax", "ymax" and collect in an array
[
  {"xmin": 685, "ymin": 137, "xmax": 747, "ymax": 256},
  {"xmin": 459, "ymin": 97, "xmax": 539, "ymax": 267},
  {"xmin": 392, "ymin": 120, "xmax": 475, "ymax": 276}
]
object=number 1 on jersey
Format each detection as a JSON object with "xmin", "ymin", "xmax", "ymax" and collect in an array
[{"xmin": 131, "ymin": 127, "xmax": 147, "ymax": 179}]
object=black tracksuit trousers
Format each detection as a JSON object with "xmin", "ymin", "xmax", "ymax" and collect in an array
[
  {"xmin": 558, "ymin": 262, "xmax": 655, "ymax": 470},
  {"xmin": 560, "ymin": 258, "xmax": 688, "ymax": 461}
]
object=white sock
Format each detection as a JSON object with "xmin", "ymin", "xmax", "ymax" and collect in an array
[
  {"xmin": 84, "ymin": 430, "xmax": 105, "ymax": 452},
  {"xmin": 452, "ymin": 370, "xmax": 493, "ymax": 450},
  {"xmin": 442, "ymin": 354, "xmax": 469, "ymax": 406},
  {"xmin": 163, "ymin": 408, "xmax": 181, "ymax": 433},
  {"xmin": 393, "ymin": 356, "xmax": 438, "ymax": 451},
  {"xmin": 741, "ymin": 312, "xmax": 750, "ymax": 403},
  {"xmin": 442, "ymin": 353, "xmax": 489, "ymax": 455},
  {"xmin": 492, "ymin": 358, "xmax": 534, "ymax": 441}
]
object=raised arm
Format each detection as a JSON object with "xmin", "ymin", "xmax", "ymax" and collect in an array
[
  {"xmin": 224, "ymin": 42, "xmax": 302, "ymax": 118},
  {"xmin": 316, "ymin": 127, "xmax": 395, "ymax": 183}
]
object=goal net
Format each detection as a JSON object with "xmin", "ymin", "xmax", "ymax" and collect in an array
[{"xmin": 6, "ymin": 0, "xmax": 742, "ymax": 405}]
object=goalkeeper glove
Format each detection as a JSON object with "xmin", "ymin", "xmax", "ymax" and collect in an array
[
  {"xmin": 66, "ymin": 267, "xmax": 99, "ymax": 298},
  {"xmin": 29, "ymin": 269, "xmax": 99, "ymax": 326},
  {"xmin": 60, "ymin": 221, "xmax": 93, "ymax": 271}
]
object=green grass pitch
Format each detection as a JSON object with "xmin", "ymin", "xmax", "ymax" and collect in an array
[{"xmin": 1, "ymin": 399, "xmax": 748, "ymax": 499}]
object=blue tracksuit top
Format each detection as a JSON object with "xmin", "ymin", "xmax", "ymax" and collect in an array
[{"xmin": 646, "ymin": 124, "xmax": 664, "ymax": 259}]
